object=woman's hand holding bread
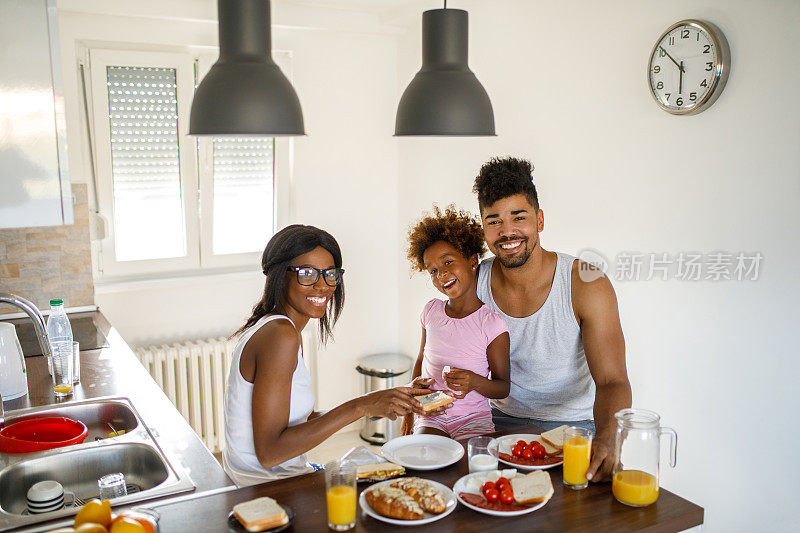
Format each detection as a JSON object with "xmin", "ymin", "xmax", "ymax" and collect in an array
[{"xmin": 359, "ymin": 387, "xmax": 429, "ymax": 420}]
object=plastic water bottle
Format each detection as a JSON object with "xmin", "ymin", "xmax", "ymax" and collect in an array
[{"xmin": 46, "ymin": 299, "xmax": 73, "ymax": 379}]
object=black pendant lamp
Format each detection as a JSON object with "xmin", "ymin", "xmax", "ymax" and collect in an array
[
  {"xmin": 395, "ymin": 5, "xmax": 495, "ymax": 136},
  {"xmin": 190, "ymin": 0, "xmax": 304, "ymax": 135}
]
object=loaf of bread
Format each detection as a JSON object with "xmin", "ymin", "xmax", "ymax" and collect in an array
[
  {"xmin": 510, "ymin": 470, "xmax": 554, "ymax": 505},
  {"xmin": 390, "ymin": 477, "xmax": 446, "ymax": 514},
  {"xmin": 417, "ymin": 390, "xmax": 454, "ymax": 413},
  {"xmin": 232, "ymin": 497, "xmax": 289, "ymax": 532},
  {"xmin": 364, "ymin": 486, "xmax": 424, "ymax": 520}
]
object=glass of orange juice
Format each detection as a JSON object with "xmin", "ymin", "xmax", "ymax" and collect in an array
[
  {"xmin": 325, "ymin": 460, "xmax": 357, "ymax": 531},
  {"xmin": 562, "ymin": 426, "xmax": 592, "ymax": 489}
]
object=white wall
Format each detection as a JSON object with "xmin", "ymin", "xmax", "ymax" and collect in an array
[
  {"xmin": 56, "ymin": 0, "xmax": 402, "ymax": 409},
  {"xmin": 396, "ymin": 1, "xmax": 799, "ymax": 531}
]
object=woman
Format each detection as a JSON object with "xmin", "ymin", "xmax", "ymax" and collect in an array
[{"xmin": 223, "ymin": 224, "xmax": 430, "ymax": 486}]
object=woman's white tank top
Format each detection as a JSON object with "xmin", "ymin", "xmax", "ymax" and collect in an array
[{"xmin": 222, "ymin": 314, "xmax": 316, "ymax": 486}]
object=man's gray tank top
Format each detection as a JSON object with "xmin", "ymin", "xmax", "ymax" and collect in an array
[{"xmin": 477, "ymin": 252, "xmax": 595, "ymax": 421}]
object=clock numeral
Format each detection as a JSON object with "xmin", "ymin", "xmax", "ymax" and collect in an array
[
  {"xmin": 703, "ymin": 44, "xmax": 711, "ymax": 54},
  {"xmin": 676, "ymin": 97, "xmax": 684, "ymax": 106},
  {"xmin": 690, "ymin": 92, "xmax": 697, "ymax": 102},
  {"xmin": 656, "ymin": 81, "xmax": 664, "ymax": 90},
  {"xmin": 681, "ymin": 29, "xmax": 690, "ymax": 39},
  {"xmin": 659, "ymin": 48, "xmax": 666, "ymax": 57},
  {"xmin": 706, "ymin": 62, "xmax": 714, "ymax": 71},
  {"xmin": 665, "ymin": 93, "xmax": 671, "ymax": 102},
  {"xmin": 669, "ymin": 36, "xmax": 675, "ymax": 45},
  {"xmin": 700, "ymin": 79, "xmax": 708, "ymax": 87},
  {"xmin": 653, "ymin": 65, "xmax": 661, "ymax": 74}
]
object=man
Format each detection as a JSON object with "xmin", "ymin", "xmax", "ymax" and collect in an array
[{"xmin": 473, "ymin": 156, "xmax": 631, "ymax": 482}]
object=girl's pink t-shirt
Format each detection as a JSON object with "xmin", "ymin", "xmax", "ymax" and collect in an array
[{"xmin": 420, "ymin": 299, "xmax": 509, "ymax": 417}]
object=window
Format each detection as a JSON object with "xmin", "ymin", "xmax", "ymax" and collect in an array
[{"xmin": 87, "ymin": 48, "xmax": 290, "ymax": 280}]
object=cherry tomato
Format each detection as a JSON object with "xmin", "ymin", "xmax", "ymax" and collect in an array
[
  {"xmin": 485, "ymin": 488, "xmax": 500, "ymax": 503},
  {"xmin": 495, "ymin": 477, "xmax": 510, "ymax": 490},
  {"xmin": 521, "ymin": 447, "xmax": 534, "ymax": 460},
  {"xmin": 531, "ymin": 442, "xmax": 546, "ymax": 459},
  {"xmin": 500, "ymin": 490, "xmax": 515, "ymax": 505},
  {"xmin": 511, "ymin": 445, "xmax": 523, "ymax": 458},
  {"xmin": 481, "ymin": 481, "xmax": 496, "ymax": 495},
  {"xmin": 516, "ymin": 440, "xmax": 527, "ymax": 448}
]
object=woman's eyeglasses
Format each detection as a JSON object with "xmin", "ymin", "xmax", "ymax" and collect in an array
[{"xmin": 287, "ymin": 266, "xmax": 345, "ymax": 287}]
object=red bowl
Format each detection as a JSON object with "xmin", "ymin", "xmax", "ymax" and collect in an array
[{"xmin": 0, "ymin": 417, "xmax": 88, "ymax": 453}]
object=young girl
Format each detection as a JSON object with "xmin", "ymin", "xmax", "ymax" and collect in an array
[{"xmin": 403, "ymin": 206, "xmax": 511, "ymax": 440}]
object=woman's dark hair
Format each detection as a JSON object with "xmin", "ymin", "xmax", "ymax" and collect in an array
[
  {"xmin": 407, "ymin": 205, "xmax": 487, "ymax": 272},
  {"xmin": 473, "ymin": 156, "xmax": 539, "ymax": 212},
  {"xmin": 235, "ymin": 224, "xmax": 345, "ymax": 344}
]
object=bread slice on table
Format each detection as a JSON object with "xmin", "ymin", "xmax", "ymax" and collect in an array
[
  {"xmin": 365, "ymin": 486, "xmax": 424, "ymax": 520},
  {"xmin": 417, "ymin": 390, "xmax": 454, "ymax": 413},
  {"xmin": 540, "ymin": 424, "xmax": 572, "ymax": 449},
  {"xmin": 232, "ymin": 496, "xmax": 288, "ymax": 532},
  {"xmin": 510, "ymin": 470, "xmax": 554, "ymax": 505},
  {"xmin": 356, "ymin": 462, "xmax": 405, "ymax": 480}
]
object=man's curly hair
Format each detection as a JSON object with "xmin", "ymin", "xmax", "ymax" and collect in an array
[
  {"xmin": 407, "ymin": 205, "xmax": 487, "ymax": 272},
  {"xmin": 473, "ymin": 156, "xmax": 539, "ymax": 212}
]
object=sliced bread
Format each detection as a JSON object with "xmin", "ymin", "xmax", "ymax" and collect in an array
[
  {"xmin": 356, "ymin": 462, "xmax": 405, "ymax": 480},
  {"xmin": 540, "ymin": 424, "xmax": 571, "ymax": 449},
  {"xmin": 510, "ymin": 470, "xmax": 554, "ymax": 505},
  {"xmin": 533, "ymin": 435, "xmax": 562, "ymax": 456},
  {"xmin": 418, "ymin": 390, "xmax": 454, "ymax": 413},
  {"xmin": 233, "ymin": 496, "xmax": 288, "ymax": 532}
]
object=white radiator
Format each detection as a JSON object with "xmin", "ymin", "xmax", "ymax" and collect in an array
[
  {"xmin": 134, "ymin": 337, "xmax": 237, "ymax": 453},
  {"xmin": 133, "ymin": 330, "xmax": 318, "ymax": 454}
]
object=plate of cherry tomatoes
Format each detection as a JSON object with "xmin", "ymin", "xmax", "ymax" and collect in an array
[
  {"xmin": 488, "ymin": 434, "xmax": 564, "ymax": 471},
  {"xmin": 451, "ymin": 471, "xmax": 547, "ymax": 517}
]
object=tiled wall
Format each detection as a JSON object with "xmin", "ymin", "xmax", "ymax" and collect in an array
[{"xmin": 0, "ymin": 184, "xmax": 94, "ymax": 314}]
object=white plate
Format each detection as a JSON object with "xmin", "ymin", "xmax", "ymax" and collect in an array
[
  {"xmin": 488, "ymin": 434, "xmax": 564, "ymax": 471},
  {"xmin": 359, "ymin": 478, "xmax": 458, "ymax": 526},
  {"xmin": 381, "ymin": 434, "xmax": 464, "ymax": 470},
  {"xmin": 452, "ymin": 470, "xmax": 548, "ymax": 517}
]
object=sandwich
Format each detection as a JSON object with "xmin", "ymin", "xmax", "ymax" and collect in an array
[
  {"xmin": 540, "ymin": 424, "xmax": 572, "ymax": 450},
  {"xmin": 232, "ymin": 496, "xmax": 289, "ymax": 532},
  {"xmin": 417, "ymin": 390, "xmax": 454, "ymax": 413},
  {"xmin": 510, "ymin": 470, "xmax": 554, "ymax": 505},
  {"xmin": 356, "ymin": 462, "xmax": 405, "ymax": 481}
]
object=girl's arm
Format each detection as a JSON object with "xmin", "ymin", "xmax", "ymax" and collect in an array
[
  {"xmin": 444, "ymin": 332, "xmax": 511, "ymax": 399},
  {"xmin": 249, "ymin": 322, "xmax": 427, "ymax": 468}
]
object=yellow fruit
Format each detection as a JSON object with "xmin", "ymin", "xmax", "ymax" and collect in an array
[
  {"xmin": 109, "ymin": 517, "xmax": 145, "ymax": 533},
  {"xmin": 75, "ymin": 524, "xmax": 108, "ymax": 533},
  {"xmin": 74, "ymin": 499, "xmax": 112, "ymax": 528}
]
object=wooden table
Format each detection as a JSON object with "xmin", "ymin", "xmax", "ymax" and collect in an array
[{"xmin": 149, "ymin": 425, "xmax": 703, "ymax": 532}]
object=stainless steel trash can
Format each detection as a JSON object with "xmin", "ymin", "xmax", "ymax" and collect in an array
[{"xmin": 356, "ymin": 353, "xmax": 412, "ymax": 444}]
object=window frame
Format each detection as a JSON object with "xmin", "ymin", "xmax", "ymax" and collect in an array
[{"xmin": 85, "ymin": 46, "xmax": 291, "ymax": 283}]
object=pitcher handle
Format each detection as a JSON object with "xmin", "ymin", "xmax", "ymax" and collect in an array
[{"xmin": 660, "ymin": 426, "xmax": 678, "ymax": 468}]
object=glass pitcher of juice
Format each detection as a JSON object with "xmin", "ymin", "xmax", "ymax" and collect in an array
[{"xmin": 611, "ymin": 408, "xmax": 677, "ymax": 507}]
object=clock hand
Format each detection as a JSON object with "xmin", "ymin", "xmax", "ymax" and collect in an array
[
  {"xmin": 659, "ymin": 46, "xmax": 685, "ymax": 73},
  {"xmin": 679, "ymin": 61, "xmax": 684, "ymax": 94}
]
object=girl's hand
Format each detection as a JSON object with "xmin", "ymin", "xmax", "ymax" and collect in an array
[
  {"xmin": 401, "ymin": 413, "xmax": 415, "ymax": 435},
  {"xmin": 443, "ymin": 367, "xmax": 480, "ymax": 399},
  {"xmin": 360, "ymin": 387, "xmax": 427, "ymax": 420}
]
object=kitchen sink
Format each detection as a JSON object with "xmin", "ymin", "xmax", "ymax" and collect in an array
[{"xmin": 0, "ymin": 397, "xmax": 195, "ymax": 531}]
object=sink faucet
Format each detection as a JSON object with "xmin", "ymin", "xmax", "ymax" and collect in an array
[{"xmin": 0, "ymin": 293, "xmax": 53, "ymax": 424}]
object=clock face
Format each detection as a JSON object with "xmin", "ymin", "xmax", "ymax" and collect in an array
[{"xmin": 648, "ymin": 20, "xmax": 730, "ymax": 115}]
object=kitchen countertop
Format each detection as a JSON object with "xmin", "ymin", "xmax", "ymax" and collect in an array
[{"xmin": 2, "ymin": 311, "xmax": 234, "ymax": 527}]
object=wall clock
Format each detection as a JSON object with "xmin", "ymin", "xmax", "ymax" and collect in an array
[{"xmin": 648, "ymin": 19, "xmax": 730, "ymax": 115}]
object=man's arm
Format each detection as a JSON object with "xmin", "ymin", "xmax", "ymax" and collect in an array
[{"xmin": 572, "ymin": 261, "xmax": 632, "ymax": 482}]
